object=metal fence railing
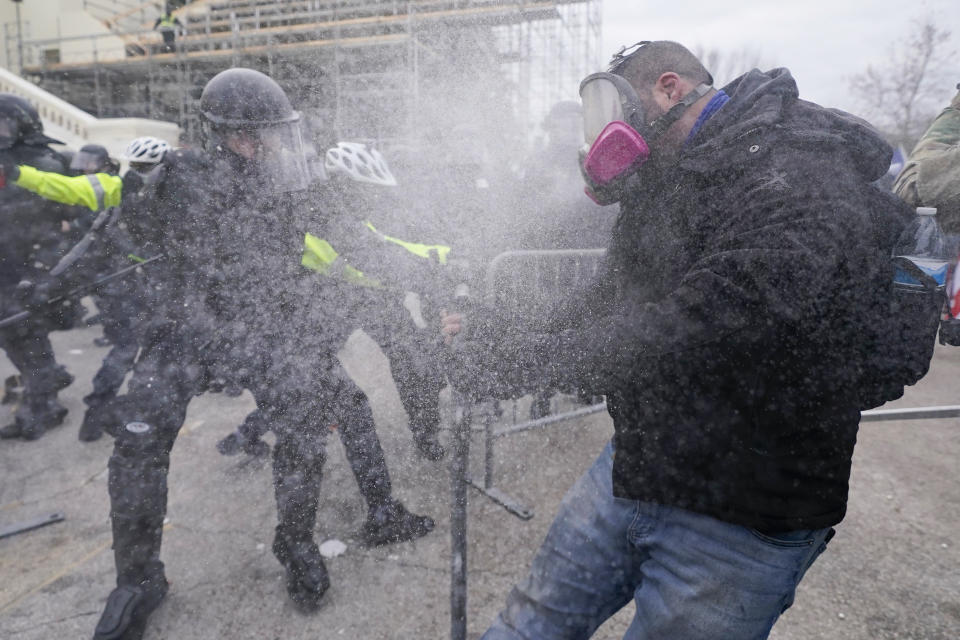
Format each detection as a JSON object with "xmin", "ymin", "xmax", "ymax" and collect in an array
[
  {"xmin": 448, "ymin": 248, "xmax": 607, "ymax": 640},
  {"xmin": 470, "ymin": 249, "xmax": 608, "ymax": 519}
]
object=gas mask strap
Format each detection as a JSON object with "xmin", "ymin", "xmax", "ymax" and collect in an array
[{"xmin": 646, "ymin": 83, "xmax": 712, "ymax": 140}]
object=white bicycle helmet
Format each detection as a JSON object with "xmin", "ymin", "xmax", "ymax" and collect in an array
[
  {"xmin": 324, "ymin": 141, "xmax": 397, "ymax": 186},
  {"xmin": 124, "ymin": 136, "xmax": 172, "ymax": 164}
]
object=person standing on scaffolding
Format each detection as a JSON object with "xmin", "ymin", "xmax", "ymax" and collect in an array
[{"xmin": 153, "ymin": 6, "xmax": 183, "ymax": 54}]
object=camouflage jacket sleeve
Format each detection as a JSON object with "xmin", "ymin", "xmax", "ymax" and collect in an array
[{"xmin": 894, "ymin": 88, "xmax": 960, "ymax": 228}]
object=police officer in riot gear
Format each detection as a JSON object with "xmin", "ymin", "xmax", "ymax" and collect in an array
[
  {"xmin": 0, "ymin": 93, "xmax": 76, "ymax": 440},
  {"xmin": 70, "ymin": 144, "xmax": 142, "ymax": 441},
  {"xmin": 2, "ymin": 138, "xmax": 153, "ymax": 443},
  {"xmin": 70, "ymin": 143, "xmax": 121, "ymax": 177},
  {"xmin": 91, "ymin": 68, "xmax": 432, "ymax": 640},
  {"xmin": 217, "ymin": 141, "xmax": 449, "ymax": 462}
]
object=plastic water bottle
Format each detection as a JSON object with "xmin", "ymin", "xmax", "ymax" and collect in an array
[{"xmin": 892, "ymin": 207, "xmax": 951, "ymax": 290}]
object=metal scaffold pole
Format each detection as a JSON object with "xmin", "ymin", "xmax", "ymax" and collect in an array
[{"xmin": 16, "ymin": 0, "xmax": 600, "ymax": 151}]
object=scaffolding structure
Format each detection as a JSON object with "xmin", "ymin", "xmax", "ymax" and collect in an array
[{"xmin": 18, "ymin": 0, "xmax": 601, "ymax": 152}]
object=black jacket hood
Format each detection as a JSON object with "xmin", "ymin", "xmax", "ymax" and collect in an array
[{"xmin": 690, "ymin": 68, "xmax": 892, "ymax": 183}]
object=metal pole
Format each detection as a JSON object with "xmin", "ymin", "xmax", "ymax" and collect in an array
[
  {"xmin": 93, "ymin": 40, "xmax": 102, "ymax": 117},
  {"xmin": 14, "ymin": 0, "xmax": 23, "ymax": 73},
  {"xmin": 449, "ymin": 282, "xmax": 473, "ymax": 640},
  {"xmin": 483, "ymin": 411, "xmax": 495, "ymax": 489},
  {"xmin": 860, "ymin": 405, "xmax": 960, "ymax": 422},
  {"xmin": 450, "ymin": 390, "xmax": 470, "ymax": 640},
  {"xmin": 494, "ymin": 401, "xmax": 607, "ymax": 439}
]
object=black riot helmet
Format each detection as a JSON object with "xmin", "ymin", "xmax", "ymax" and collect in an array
[
  {"xmin": 0, "ymin": 93, "xmax": 63, "ymax": 150},
  {"xmin": 199, "ymin": 68, "xmax": 309, "ymax": 193},
  {"xmin": 71, "ymin": 143, "xmax": 119, "ymax": 175}
]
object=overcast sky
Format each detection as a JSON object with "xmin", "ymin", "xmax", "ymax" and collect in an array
[{"xmin": 600, "ymin": 0, "xmax": 960, "ymax": 115}]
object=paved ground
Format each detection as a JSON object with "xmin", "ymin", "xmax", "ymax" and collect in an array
[{"xmin": 1, "ymin": 322, "xmax": 958, "ymax": 639}]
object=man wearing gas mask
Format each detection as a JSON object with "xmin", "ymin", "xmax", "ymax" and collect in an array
[
  {"xmin": 444, "ymin": 41, "xmax": 904, "ymax": 639},
  {"xmin": 90, "ymin": 68, "xmax": 432, "ymax": 640}
]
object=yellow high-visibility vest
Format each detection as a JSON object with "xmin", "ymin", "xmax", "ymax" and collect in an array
[
  {"xmin": 301, "ymin": 233, "xmax": 383, "ymax": 288},
  {"xmin": 363, "ymin": 221, "xmax": 451, "ymax": 264}
]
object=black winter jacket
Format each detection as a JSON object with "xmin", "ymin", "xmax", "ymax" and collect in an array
[{"xmin": 491, "ymin": 69, "xmax": 903, "ymax": 532}]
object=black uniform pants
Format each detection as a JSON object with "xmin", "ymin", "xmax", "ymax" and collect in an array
[
  {"xmin": 104, "ymin": 325, "xmax": 394, "ymax": 584},
  {"xmin": 363, "ymin": 298, "xmax": 443, "ymax": 440},
  {"xmin": 85, "ymin": 292, "xmax": 141, "ymax": 409},
  {"xmin": 103, "ymin": 324, "xmax": 204, "ymax": 585},
  {"xmin": 247, "ymin": 359, "xmax": 394, "ymax": 537},
  {"xmin": 0, "ymin": 320, "xmax": 68, "ymax": 420}
]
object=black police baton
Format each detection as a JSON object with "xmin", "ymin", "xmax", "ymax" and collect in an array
[{"xmin": 0, "ymin": 254, "xmax": 165, "ymax": 330}]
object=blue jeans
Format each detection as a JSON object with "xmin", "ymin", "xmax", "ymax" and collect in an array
[{"xmin": 482, "ymin": 442, "xmax": 834, "ymax": 640}]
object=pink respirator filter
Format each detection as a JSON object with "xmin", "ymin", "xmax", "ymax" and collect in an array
[{"xmin": 582, "ymin": 121, "xmax": 651, "ymax": 185}]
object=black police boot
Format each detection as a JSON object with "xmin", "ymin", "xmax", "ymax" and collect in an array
[
  {"xmin": 2, "ymin": 374, "xmax": 21, "ymax": 405},
  {"xmin": 51, "ymin": 366, "xmax": 75, "ymax": 392},
  {"xmin": 361, "ymin": 500, "xmax": 435, "ymax": 547},
  {"xmin": 92, "ymin": 569, "xmax": 168, "ymax": 640},
  {"xmin": 79, "ymin": 408, "xmax": 106, "ymax": 442},
  {"xmin": 79, "ymin": 394, "xmax": 114, "ymax": 442},
  {"xmin": 216, "ymin": 430, "xmax": 270, "ymax": 457},
  {"xmin": 216, "ymin": 432, "xmax": 242, "ymax": 455},
  {"xmin": 272, "ymin": 436, "xmax": 329, "ymax": 610},
  {"xmin": 218, "ymin": 409, "xmax": 271, "ymax": 457},
  {"xmin": 409, "ymin": 404, "xmax": 445, "ymax": 461},
  {"xmin": 272, "ymin": 529, "xmax": 330, "ymax": 611},
  {"xmin": 0, "ymin": 399, "xmax": 68, "ymax": 440}
]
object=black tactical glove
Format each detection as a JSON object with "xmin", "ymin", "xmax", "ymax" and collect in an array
[{"xmin": 442, "ymin": 298, "xmax": 555, "ymax": 400}]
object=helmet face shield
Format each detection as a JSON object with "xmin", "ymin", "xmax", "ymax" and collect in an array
[
  {"xmin": 257, "ymin": 122, "xmax": 310, "ymax": 193},
  {"xmin": 208, "ymin": 120, "xmax": 310, "ymax": 193}
]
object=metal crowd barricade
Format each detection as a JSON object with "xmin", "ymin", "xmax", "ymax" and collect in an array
[
  {"xmin": 448, "ymin": 248, "xmax": 607, "ymax": 640},
  {"xmin": 473, "ymin": 249, "xmax": 609, "ymax": 519}
]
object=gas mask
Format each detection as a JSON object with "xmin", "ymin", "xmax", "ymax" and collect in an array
[{"xmin": 578, "ymin": 71, "xmax": 711, "ymax": 205}]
